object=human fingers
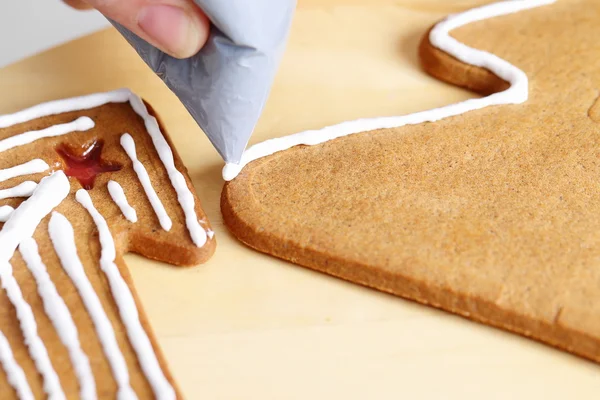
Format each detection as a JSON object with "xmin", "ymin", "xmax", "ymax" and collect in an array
[
  {"xmin": 66, "ymin": 0, "xmax": 210, "ymax": 58},
  {"xmin": 62, "ymin": 0, "xmax": 93, "ymax": 10}
]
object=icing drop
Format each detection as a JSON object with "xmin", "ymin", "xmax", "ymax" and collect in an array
[
  {"xmin": 0, "ymin": 181, "xmax": 37, "ymax": 200},
  {"xmin": 199, "ymin": 219, "xmax": 214, "ymax": 239},
  {"xmin": 57, "ymin": 140, "xmax": 122, "ymax": 190},
  {"xmin": 48, "ymin": 212, "xmax": 137, "ymax": 400},
  {"xmin": 107, "ymin": 180, "xmax": 137, "ymax": 223},
  {"xmin": 0, "ymin": 88, "xmax": 207, "ymax": 247},
  {"xmin": 76, "ymin": 189, "xmax": 176, "ymax": 400},
  {"xmin": 120, "ymin": 133, "xmax": 172, "ymax": 231},
  {"xmin": 0, "ymin": 261, "xmax": 65, "ymax": 400},
  {"xmin": 19, "ymin": 238, "xmax": 97, "ymax": 400},
  {"xmin": 0, "ymin": 329, "xmax": 33, "ymax": 400},
  {"xmin": 0, "ymin": 159, "xmax": 49, "ymax": 183},
  {"xmin": 221, "ymin": 0, "xmax": 557, "ymax": 181},
  {"xmin": 0, "ymin": 205, "xmax": 14, "ymax": 222},
  {"xmin": 0, "ymin": 117, "xmax": 94, "ymax": 154}
]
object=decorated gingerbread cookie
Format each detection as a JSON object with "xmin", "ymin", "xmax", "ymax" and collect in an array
[
  {"xmin": 222, "ymin": 0, "xmax": 600, "ymax": 363},
  {"xmin": 0, "ymin": 89, "xmax": 215, "ymax": 399}
]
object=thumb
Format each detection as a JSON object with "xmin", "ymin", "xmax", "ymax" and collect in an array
[{"xmin": 83, "ymin": 0, "xmax": 210, "ymax": 59}]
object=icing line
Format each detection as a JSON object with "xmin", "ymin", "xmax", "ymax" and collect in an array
[
  {"xmin": 221, "ymin": 0, "xmax": 557, "ymax": 181},
  {"xmin": 0, "ymin": 117, "xmax": 94, "ymax": 154},
  {"xmin": 0, "ymin": 181, "xmax": 37, "ymax": 200},
  {"xmin": 0, "ymin": 92, "xmax": 129, "ymax": 129},
  {"xmin": 107, "ymin": 180, "xmax": 138, "ymax": 223},
  {"xmin": 0, "ymin": 329, "xmax": 34, "ymax": 400},
  {"xmin": 0, "ymin": 159, "xmax": 49, "ymax": 183},
  {"xmin": 0, "ymin": 171, "xmax": 70, "ymax": 400},
  {"xmin": 0, "ymin": 171, "xmax": 69, "ymax": 263},
  {"xmin": 126, "ymin": 95, "xmax": 207, "ymax": 247},
  {"xmin": 0, "ymin": 88, "xmax": 207, "ymax": 247},
  {"xmin": 120, "ymin": 133, "xmax": 172, "ymax": 231},
  {"xmin": 0, "ymin": 261, "xmax": 65, "ymax": 400},
  {"xmin": 0, "ymin": 205, "xmax": 14, "ymax": 223},
  {"xmin": 76, "ymin": 189, "xmax": 176, "ymax": 400},
  {"xmin": 20, "ymin": 238, "xmax": 97, "ymax": 400},
  {"xmin": 49, "ymin": 212, "xmax": 137, "ymax": 400}
]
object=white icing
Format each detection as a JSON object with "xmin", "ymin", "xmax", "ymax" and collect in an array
[
  {"xmin": 0, "ymin": 171, "xmax": 69, "ymax": 263},
  {"xmin": 127, "ymin": 96, "xmax": 207, "ymax": 247},
  {"xmin": 48, "ymin": 212, "xmax": 137, "ymax": 400},
  {"xmin": 221, "ymin": 0, "xmax": 557, "ymax": 181},
  {"xmin": 0, "ymin": 329, "xmax": 34, "ymax": 400},
  {"xmin": 76, "ymin": 189, "xmax": 176, "ymax": 400},
  {"xmin": 107, "ymin": 180, "xmax": 138, "ymax": 223},
  {"xmin": 0, "ymin": 159, "xmax": 49, "ymax": 183},
  {"xmin": 0, "ymin": 92, "xmax": 130, "ymax": 129},
  {"xmin": 120, "ymin": 133, "xmax": 172, "ymax": 231},
  {"xmin": 0, "ymin": 181, "xmax": 37, "ymax": 200},
  {"xmin": 20, "ymin": 238, "xmax": 97, "ymax": 400},
  {"xmin": 0, "ymin": 172, "xmax": 70, "ymax": 400},
  {"xmin": 0, "ymin": 88, "xmax": 207, "ymax": 247},
  {"xmin": 0, "ymin": 117, "xmax": 94, "ymax": 154},
  {"xmin": 199, "ymin": 219, "xmax": 214, "ymax": 239},
  {"xmin": 0, "ymin": 261, "xmax": 65, "ymax": 400},
  {"xmin": 0, "ymin": 205, "xmax": 14, "ymax": 222}
]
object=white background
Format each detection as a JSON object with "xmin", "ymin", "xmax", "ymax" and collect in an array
[{"xmin": 0, "ymin": 1, "xmax": 109, "ymax": 67}]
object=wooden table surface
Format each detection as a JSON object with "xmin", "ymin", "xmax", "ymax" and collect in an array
[{"xmin": 1, "ymin": 0, "xmax": 599, "ymax": 398}]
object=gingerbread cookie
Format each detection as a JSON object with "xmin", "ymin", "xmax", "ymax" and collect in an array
[
  {"xmin": 0, "ymin": 89, "xmax": 215, "ymax": 399},
  {"xmin": 222, "ymin": 0, "xmax": 600, "ymax": 362}
]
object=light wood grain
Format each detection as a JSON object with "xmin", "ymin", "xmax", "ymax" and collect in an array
[{"xmin": 1, "ymin": 0, "xmax": 599, "ymax": 398}]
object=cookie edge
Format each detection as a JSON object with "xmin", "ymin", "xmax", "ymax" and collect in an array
[{"xmin": 220, "ymin": 17, "xmax": 600, "ymax": 363}]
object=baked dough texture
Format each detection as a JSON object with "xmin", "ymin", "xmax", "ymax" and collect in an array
[
  {"xmin": 0, "ymin": 94, "xmax": 215, "ymax": 398},
  {"xmin": 222, "ymin": 0, "xmax": 600, "ymax": 363}
]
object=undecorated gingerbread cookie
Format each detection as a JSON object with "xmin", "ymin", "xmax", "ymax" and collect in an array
[
  {"xmin": 222, "ymin": 0, "xmax": 600, "ymax": 362},
  {"xmin": 0, "ymin": 89, "xmax": 215, "ymax": 399}
]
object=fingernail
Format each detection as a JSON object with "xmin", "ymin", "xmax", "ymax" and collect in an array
[{"xmin": 138, "ymin": 5, "xmax": 202, "ymax": 58}]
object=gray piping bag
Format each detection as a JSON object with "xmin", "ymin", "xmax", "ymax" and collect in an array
[{"xmin": 111, "ymin": 0, "xmax": 296, "ymax": 165}]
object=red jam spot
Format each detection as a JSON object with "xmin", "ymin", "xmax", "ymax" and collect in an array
[{"xmin": 56, "ymin": 140, "xmax": 122, "ymax": 190}]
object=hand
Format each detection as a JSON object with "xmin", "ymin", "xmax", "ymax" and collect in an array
[{"xmin": 63, "ymin": 0, "xmax": 210, "ymax": 59}]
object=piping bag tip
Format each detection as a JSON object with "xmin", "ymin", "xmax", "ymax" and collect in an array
[
  {"xmin": 110, "ymin": 0, "xmax": 296, "ymax": 180},
  {"xmin": 222, "ymin": 163, "xmax": 242, "ymax": 182}
]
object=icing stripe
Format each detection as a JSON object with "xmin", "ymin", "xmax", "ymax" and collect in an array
[
  {"xmin": 0, "ymin": 205, "xmax": 13, "ymax": 222},
  {"xmin": 0, "ymin": 117, "xmax": 94, "ymax": 154},
  {"xmin": 0, "ymin": 172, "xmax": 70, "ymax": 400},
  {"xmin": 0, "ymin": 181, "xmax": 37, "ymax": 200},
  {"xmin": 48, "ymin": 212, "xmax": 137, "ymax": 400},
  {"xmin": 76, "ymin": 190, "xmax": 176, "ymax": 400},
  {"xmin": 221, "ymin": 0, "xmax": 557, "ymax": 181},
  {"xmin": 127, "ymin": 96, "xmax": 207, "ymax": 247},
  {"xmin": 0, "ymin": 92, "xmax": 129, "ymax": 129},
  {"xmin": 0, "ymin": 329, "xmax": 34, "ymax": 400},
  {"xmin": 0, "ymin": 159, "xmax": 49, "ymax": 183},
  {"xmin": 20, "ymin": 238, "xmax": 97, "ymax": 400},
  {"xmin": 0, "ymin": 88, "xmax": 208, "ymax": 247},
  {"xmin": 120, "ymin": 134, "xmax": 172, "ymax": 231},
  {"xmin": 107, "ymin": 180, "xmax": 138, "ymax": 223},
  {"xmin": 0, "ymin": 171, "xmax": 69, "ymax": 263},
  {"xmin": 0, "ymin": 261, "xmax": 65, "ymax": 400}
]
